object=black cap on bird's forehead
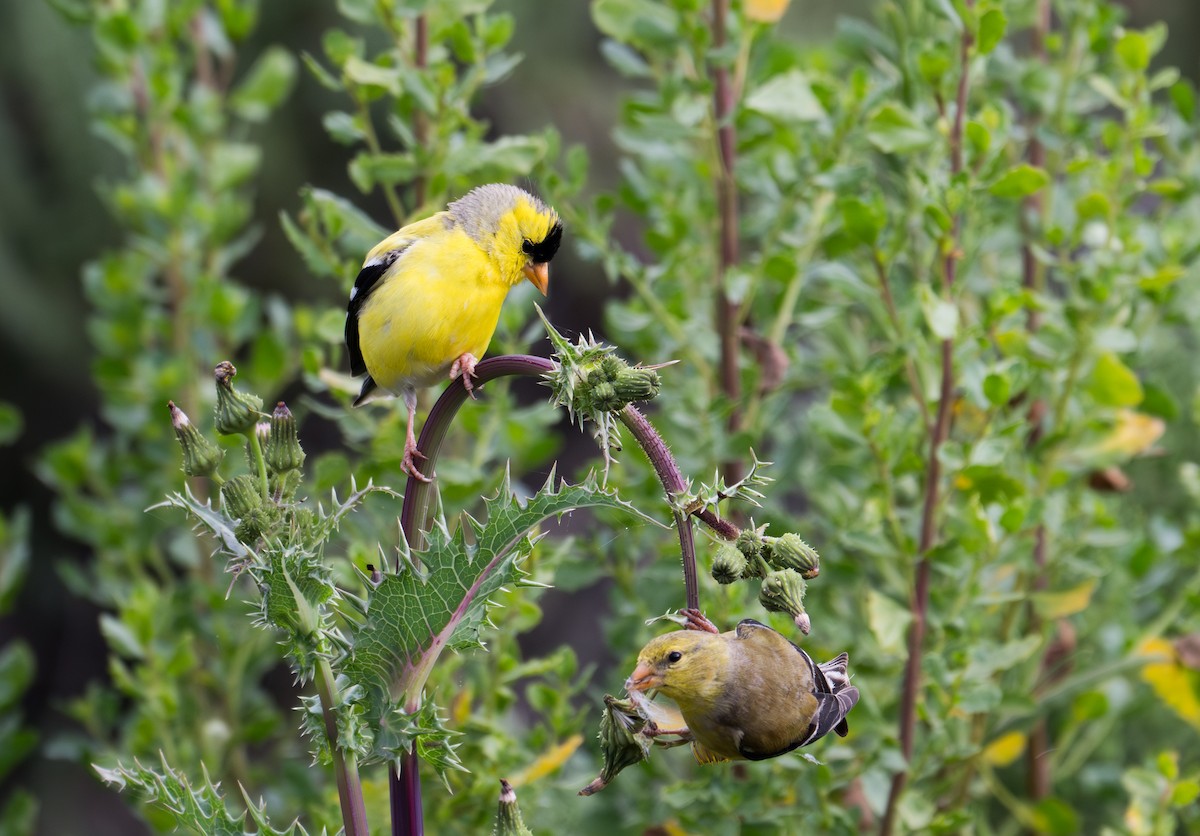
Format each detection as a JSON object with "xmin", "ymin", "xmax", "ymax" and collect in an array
[{"xmin": 524, "ymin": 220, "xmax": 563, "ymax": 264}]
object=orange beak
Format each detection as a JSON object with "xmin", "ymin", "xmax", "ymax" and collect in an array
[
  {"xmin": 625, "ymin": 661, "xmax": 661, "ymax": 693},
  {"xmin": 522, "ymin": 261, "xmax": 549, "ymax": 296}
]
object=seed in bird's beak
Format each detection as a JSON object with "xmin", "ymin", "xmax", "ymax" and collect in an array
[
  {"xmin": 625, "ymin": 661, "xmax": 660, "ymax": 692},
  {"xmin": 523, "ymin": 261, "xmax": 549, "ymax": 296}
]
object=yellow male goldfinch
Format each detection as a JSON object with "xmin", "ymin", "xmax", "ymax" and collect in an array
[
  {"xmin": 625, "ymin": 609, "xmax": 859, "ymax": 764},
  {"xmin": 345, "ymin": 184, "xmax": 562, "ymax": 480}
]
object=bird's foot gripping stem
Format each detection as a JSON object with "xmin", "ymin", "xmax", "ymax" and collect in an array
[
  {"xmin": 450, "ymin": 353, "xmax": 480, "ymax": 399},
  {"xmin": 401, "ymin": 438, "xmax": 431, "ymax": 483},
  {"xmin": 680, "ymin": 608, "xmax": 720, "ymax": 634}
]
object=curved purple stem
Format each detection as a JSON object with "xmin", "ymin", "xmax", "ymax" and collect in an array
[
  {"xmin": 388, "ymin": 353, "xmax": 722, "ymax": 832},
  {"xmin": 392, "ymin": 355, "xmax": 552, "ymax": 836}
]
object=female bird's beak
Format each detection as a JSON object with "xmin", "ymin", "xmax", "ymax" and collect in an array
[
  {"xmin": 625, "ymin": 661, "xmax": 661, "ymax": 692},
  {"xmin": 522, "ymin": 261, "xmax": 549, "ymax": 295}
]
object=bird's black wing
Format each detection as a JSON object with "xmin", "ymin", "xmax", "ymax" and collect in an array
[
  {"xmin": 345, "ymin": 246, "xmax": 406, "ymax": 376},
  {"xmin": 797, "ymin": 650, "xmax": 860, "ymax": 744}
]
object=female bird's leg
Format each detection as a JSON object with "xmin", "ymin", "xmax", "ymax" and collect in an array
[
  {"xmin": 450, "ymin": 353, "xmax": 480, "ymax": 400},
  {"xmin": 642, "ymin": 726, "xmax": 693, "ymax": 743},
  {"xmin": 401, "ymin": 388, "xmax": 432, "ymax": 483},
  {"xmin": 680, "ymin": 608, "xmax": 721, "ymax": 634}
]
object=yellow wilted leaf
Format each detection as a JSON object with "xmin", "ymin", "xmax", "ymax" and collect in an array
[
  {"xmin": 509, "ymin": 734, "xmax": 584, "ymax": 787},
  {"xmin": 1034, "ymin": 578, "xmax": 1098, "ymax": 619},
  {"xmin": 745, "ymin": 0, "xmax": 791, "ymax": 23},
  {"xmin": 1138, "ymin": 638, "xmax": 1200, "ymax": 731},
  {"xmin": 1095, "ymin": 409, "xmax": 1165, "ymax": 457},
  {"xmin": 983, "ymin": 731, "xmax": 1027, "ymax": 767},
  {"xmin": 449, "ymin": 687, "xmax": 472, "ymax": 727}
]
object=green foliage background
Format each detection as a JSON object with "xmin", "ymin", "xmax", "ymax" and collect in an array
[{"xmin": 3, "ymin": 0, "xmax": 1200, "ymax": 834}]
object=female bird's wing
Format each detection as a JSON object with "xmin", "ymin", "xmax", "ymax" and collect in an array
[{"xmin": 732, "ymin": 620, "xmax": 860, "ymax": 760}]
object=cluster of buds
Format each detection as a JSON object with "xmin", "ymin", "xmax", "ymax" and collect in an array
[
  {"xmin": 168, "ymin": 362, "xmax": 308, "ymax": 541},
  {"xmin": 220, "ymin": 474, "xmax": 280, "ymax": 542},
  {"xmin": 709, "ymin": 527, "xmax": 821, "ymax": 633},
  {"xmin": 574, "ymin": 353, "xmax": 662, "ymax": 415},
  {"xmin": 540, "ymin": 315, "xmax": 662, "ymax": 423}
]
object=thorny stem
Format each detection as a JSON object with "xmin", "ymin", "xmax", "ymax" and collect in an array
[
  {"xmin": 881, "ymin": 7, "xmax": 973, "ymax": 834},
  {"xmin": 390, "ymin": 354, "xmax": 555, "ymax": 836},
  {"xmin": 618, "ymin": 405, "xmax": 699, "ymax": 611},
  {"xmin": 316, "ymin": 656, "xmax": 370, "ymax": 836},
  {"xmin": 392, "ymin": 748, "xmax": 424, "ymax": 836},
  {"xmin": 388, "ymin": 353, "xmax": 737, "ymax": 829},
  {"xmin": 711, "ymin": 0, "xmax": 743, "ymax": 483}
]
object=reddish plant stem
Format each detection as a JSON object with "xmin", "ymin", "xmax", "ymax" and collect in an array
[
  {"xmin": 711, "ymin": 0, "xmax": 743, "ymax": 483},
  {"xmin": 880, "ymin": 8, "xmax": 974, "ymax": 834},
  {"xmin": 1024, "ymin": 0, "xmax": 1052, "ymax": 809},
  {"xmin": 618, "ymin": 405, "xmax": 700, "ymax": 611},
  {"xmin": 390, "ymin": 355, "xmax": 726, "ymax": 830},
  {"xmin": 391, "ymin": 749, "xmax": 423, "ymax": 836}
]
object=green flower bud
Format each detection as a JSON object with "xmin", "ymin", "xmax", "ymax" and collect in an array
[
  {"xmin": 168, "ymin": 401, "xmax": 224, "ymax": 477},
  {"xmin": 221, "ymin": 474, "xmax": 277, "ymax": 542},
  {"xmin": 221, "ymin": 474, "xmax": 262, "ymax": 520},
  {"xmin": 579, "ymin": 695, "xmax": 652, "ymax": 796},
  {"xmin": 599, "ymin": 354, "xmax": 625, "ymax": 381},
  {"xmin": 736, "ymin": 528, "xmax": 767, "ymax": 577},
  {"xmin": 764, "ymin": 533, "xmax": 820, "ymax": 579},
  {"xmin": 711, "ymin": 542, "xmax": 748, "ymax": 584},
  {"xmin": 213, "ymin": 361, "xmax": 263, "ymax": 436},
  {"xmin": 611, "ymin": 365, "xmax": 660, "ymax": 404},
  {"xmin": 493, "ymin": 780, "xmax": 533, "ymax": 836},
  {"xmin": 760, "ymin": 569, "xmax": 810, "ymax": 634},
  {"xmin": 576, "ymin": 355, "xmax": 662, "ymax": 414},
  {"xmin": 590, "ymin": 381, "xmax": 619, "ymax": 412},
  {"xmin": 265, "ymin": 401, "xmax": 306, "ymax": 474}
]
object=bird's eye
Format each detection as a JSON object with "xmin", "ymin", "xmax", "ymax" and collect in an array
[
  {"xmin": 521, "ymin": 238, "xmax": 534, "ymax": 255},
  {"xmin": 667, "ymin": 651, "xmax": 682, "ymax": 663}
]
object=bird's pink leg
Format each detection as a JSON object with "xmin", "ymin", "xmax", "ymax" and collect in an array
[
  {"xmin": 401, "ymin": 389, "xmax": 431, "ymax": 483},
  {"xmin": 450, "ymin": 353, "xmax": 480, "ymax": 400},
  {"xmin": 680, "ymin": 608, "xmax": 720, "ymax": 634}
]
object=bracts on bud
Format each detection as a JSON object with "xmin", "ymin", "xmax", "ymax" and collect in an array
[
  {"xmin": 759, "ymin": 569, "xmax": 811, "ymax": 635},
  {"xmin": 265, "ymin": 402, "xmax": 306, "ymax": 474},
  {"xmin": 492, "ymin": 779, "xmax": 533, "ymax": 836},
  {"xmin": 214, "ymin": 361, "xmax": 263, "ymax": 436},
  {"xmin": 169, "ymin": 401, "xmax": 224, "ymax": 477}
]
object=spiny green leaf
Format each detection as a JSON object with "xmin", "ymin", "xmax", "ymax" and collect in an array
[
  {"xmin": 95, "ymin": 755, "xmax": 316, "ymax": 835},
  {"xmin": 341, "ymin": 469, "xmax": 655, "ymax": 724}
]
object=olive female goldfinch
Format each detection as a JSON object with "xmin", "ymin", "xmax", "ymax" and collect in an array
[
  {"xmin": 626, "ymin": 610, "xmax": 859, "ymax": 764},
  {"xmin": 345, "ymin": 184, "xmax": 563, "ymax": 481}
]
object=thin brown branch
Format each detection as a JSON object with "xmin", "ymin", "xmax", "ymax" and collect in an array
[
  {"xmin": 880, "ymin": 6, "xmax": 974, "ymax": 833},
  {"xmin": 712, "ymin": 0, "xmax": 743, "ymax": 483}
]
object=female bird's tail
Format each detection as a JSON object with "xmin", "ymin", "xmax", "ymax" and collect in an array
[{"xmin": 805, "ymin": 651, "xmax": 860, "ymax": 742}]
